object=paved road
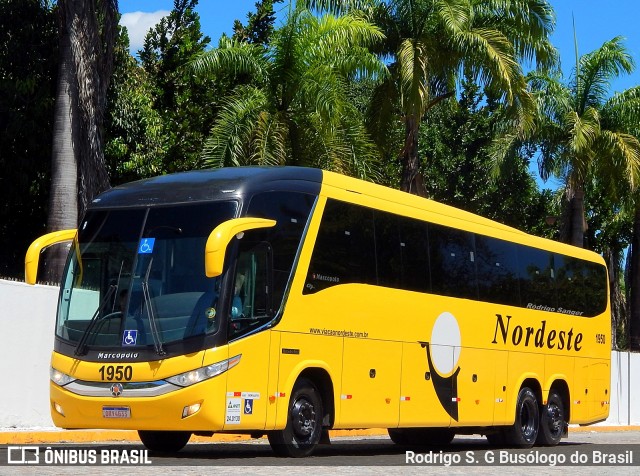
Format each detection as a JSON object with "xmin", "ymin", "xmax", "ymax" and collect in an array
[{"xmin": 4, "ymin": 430, "xmax": 640, "ymax": 475}]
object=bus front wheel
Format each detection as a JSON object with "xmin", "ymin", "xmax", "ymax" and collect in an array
[
  {"xmin": 536, "ymin": 390, "xmax": 565, "ymax": 446},
  {"xmin": 138, "ymin": 430, "xmax": 191, "ymax": 453},
  {"xmin": 505, "ymin": 387, "xmax": 539, "ymax": 448},
  {"xmin": 268, "ymin": 378, "xmax": 323, "ymax": 457}
]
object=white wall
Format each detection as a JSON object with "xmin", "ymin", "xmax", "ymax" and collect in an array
[
  {"xmin": 0, "ymin": 278, "xmax": 638, "ymax": 428},
  {"xmin": 0, "ymin": 279, "xmax": 57, "ymax": 428}
]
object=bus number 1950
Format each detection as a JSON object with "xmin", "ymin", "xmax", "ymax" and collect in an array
[{"xmin": 99, "ymin": 365, "xmax": 133, "ymax": 381}]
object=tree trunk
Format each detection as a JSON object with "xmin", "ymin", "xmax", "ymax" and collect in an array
[
  {"xmin": 67, "ymin": 0, "xmax": 115, "ymax": 217},
  {"xmin": 605, "ymin": 247, "xmax": 625, "ymax": 350},
  {"xmin": 400, "ymin": 116, "xmax": 427, "ymax": 197},
  {"xmin": 568, "ymin": 188, "xmax": 586, "ymax": 248},
  {"xmin": 43, "ymin": 9, "xmax": 80, "ymax": 283},
  {"xmin": 43, "ymin": 0, "xmax": 117, "ymax": 282},
  {"xmin": 629, "ymin": 205, "xmax": 640, "ymax": 350}
]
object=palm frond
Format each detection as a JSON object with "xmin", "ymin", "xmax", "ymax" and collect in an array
[
  {"xmin": 201, "ymin": 85, "xmax": 269, "ymax": 168},
  {"xmin": 575, "ymin": 36, "xmax": 635, "ymax": 112},
  {"xmin": 565, "ymin": 107, "xmax": 600, "ymax": 156},
  {"xmin": 190, "ymin": 36, "xmax": 268, "ymax": 83},
  {"xmin": 251, "ymin": 111, "xmax": 289, "ymax": 166},
  {"xmin": 596, "ymin": 130, "xmax": 640, "ymax": 191}
]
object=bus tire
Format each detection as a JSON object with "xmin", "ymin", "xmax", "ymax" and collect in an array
[
  {"xmin": 536, "ymin": 390, "xmax": 565, "ymax": 446},
  {"xmin": 504, "ymin": 387, "xmax": 539, "ymax": 448},
  {"xmin": 137, "ymin": 430, "xmax": 191, "ymax": 453},
  {"xmin": 268, "ymin": 378, "xmax": 323, "ymax": 457}
]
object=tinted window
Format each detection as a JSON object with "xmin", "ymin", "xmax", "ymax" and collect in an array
[
  {"xmin": 247, "ymin": 191, "xmax": 315, "ymax": 308},
  {"xmin": 374, "ymin": 211, "xmax": 402, "ymax": 289},
  {"xmin": 397, "ymin": 217, "xmax": 430, "ymax": 292},
  {"xmin": 429, "ymin": 225, "xmax": 477, "ymax": 300},
  {"xmin": 555, "ymin": 254, "xmax": 586, "ymax": 314},
  {"xmin": 518, "ymin": 247, "xmax": 556, "ymax": 310},
  {"xmin": 583, "ymin": 262, "xmax": 608, "ymax": 316},
  {"xmin": 302, "ymin": 200, "xmax": 607, "ymax": 319},
  {"xmin": 476, "ymin": 235, "xmax": 520, "ymax": 306},
  {"xmin": 305, "ymin": 200, "xmax": 376, "ymax": 294}
]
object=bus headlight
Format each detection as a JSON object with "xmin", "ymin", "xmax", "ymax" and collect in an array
[
  {"xmin": 166, "ymin": 354, "xmax": 241, "ymax": 387},
  {"xmin": 50, "ymin": 367, "xmax": 76, "ymax": 386}
]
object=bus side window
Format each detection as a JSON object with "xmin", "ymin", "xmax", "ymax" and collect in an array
[
  {"xmin": 304, "ymin": 200, "xmax": 376, "ymax": 294},
  {"xmin": 229, "ymin": 240, "xmax": 273, "ymax": 340},
  {"xmin": 429, "ymin": 224, "xmax": 477, "ymax": 300},
  {"xmin": 518, "ymin": 247, "xmax": 556, "ymax": 310},
  {"xmin": 555, "ymin": 254, "xmax": 585, "ymax": 314},
  {"xmin": 475, "ymin": 235, "xmax": 520, "ymax": 306}
]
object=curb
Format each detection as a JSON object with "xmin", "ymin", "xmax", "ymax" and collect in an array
[{"xmin": 2, "ymin": 426, "xmax": 638, "ymax": 445}]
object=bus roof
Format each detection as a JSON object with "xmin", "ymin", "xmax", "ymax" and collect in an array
[{"xmin": 90, "ymin": 167, "xmax": 323, "ymax": 208}]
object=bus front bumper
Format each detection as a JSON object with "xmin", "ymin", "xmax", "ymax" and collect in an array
[{"xmin": 49, "ymin": 380, "xmax": 227, "ymax": 431}]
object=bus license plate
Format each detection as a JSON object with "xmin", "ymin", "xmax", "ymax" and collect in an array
[{"xmin": 102, "ymin": 406, "xmax": 131, "ymax": 419}]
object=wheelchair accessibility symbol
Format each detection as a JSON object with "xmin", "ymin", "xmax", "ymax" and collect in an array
[
  {"xmin": 138, "ymin": 238, "xmax": 155, "ymax": 254},
  {"xmin": 244, "ymin": 399, "xmax": 253, "ymax": 414},
  {"xmin": 122, "ymin": 330, "xmax": 138, "ymax": 346}
]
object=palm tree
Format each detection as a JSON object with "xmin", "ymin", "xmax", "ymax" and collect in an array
[
  {"xmin": 521, "ymin": 38, "xmax": 640, "ymax": 248},
  {"xmin": 603, "ymin": 87, "xmax": 640, "ymax": 349},
  {"xmin": 191, "ymin": 5, "xmax": 387, "ymax": 179},
  {"xmin": 303, "ymin": 0, "xmax": 557, "ymax": 195},
  {"xmin": 46, "ymin": 0, "xmax": 118, "ymax": 280}
]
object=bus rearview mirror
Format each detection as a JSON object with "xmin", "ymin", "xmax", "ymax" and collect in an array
[
  {"xmin": 205, "ymin": 218, "xmax": 276, "ymax": 278},
  {"xmin": 25, "ymin": 229, "xmax": 77, "ymax": 285}
]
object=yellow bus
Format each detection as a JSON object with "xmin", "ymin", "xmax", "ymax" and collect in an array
[{"xmin": 26, "ymin": 167, "xmax": 610, "ymax": 457}]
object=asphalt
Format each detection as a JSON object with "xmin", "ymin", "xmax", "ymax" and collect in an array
[{"xmin": 2, "ymin": 426, "xmax": 639, "ymax": 445}]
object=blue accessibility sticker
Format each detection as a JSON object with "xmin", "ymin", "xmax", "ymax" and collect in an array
[
  {"xmin": 122, "ymin": 330, "xmax": 138, "ymax": 346},
  {"xmin": 138, "ymin": 238, "xmax": 155, "ymax": 254}
]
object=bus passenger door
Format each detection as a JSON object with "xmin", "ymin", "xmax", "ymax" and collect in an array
[{"xmin": 339, "ymin": 338, "xmax": 402, "ymax": 428}]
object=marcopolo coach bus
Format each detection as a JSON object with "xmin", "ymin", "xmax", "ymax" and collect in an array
[{"xmin": 25, "ymin": 167, "xmax": 610, "ymax": 457}]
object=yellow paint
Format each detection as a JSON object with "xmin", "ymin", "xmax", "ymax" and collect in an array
[{"xmin": 25, "ymin": 229, "xmax": 76, "ymax": 284}]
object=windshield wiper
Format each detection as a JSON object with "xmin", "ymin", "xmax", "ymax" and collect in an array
[
  {"xmin": 74, "ymin": 284, "xmax": 117, "ymax": 356},
  {"xmin": 141, "ymin": 258, "xmax": 166, "ymax": 356}
]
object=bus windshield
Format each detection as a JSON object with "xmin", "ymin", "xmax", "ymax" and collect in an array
[{"xmin": 56, "ymin": 201, "xmax": 237, "ymax": 353}]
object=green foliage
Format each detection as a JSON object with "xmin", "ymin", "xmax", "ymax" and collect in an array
[
  {"xmin": 192, "ymin": 5, "xmax": 388, "ymax": 180},
  {"xmin": 0, "ymin": 0, "xmax": 57, "ymax": 277},
  {"xmin": 138, "ymin": 0, "xmax": 225, "ymax": 173},
  {"xmin": 105, "ymin": 26, "xmax": 165, "ymax": 183},
  {"xmin": 420, "ymin": 80, "xmax": 556, "ymax": 236},
  {"xmin": 233, "ymin": 0, "xmax": 284, "ymax": 45},
  {"xmin": 106, "ymin": 0, "xmax": 230, "ymax": 182}
]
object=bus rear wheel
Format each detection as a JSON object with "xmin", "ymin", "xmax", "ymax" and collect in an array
[
  {"xmin": 268, "ymin": 378, "xmax": 323, "ymax": 457},
  {"xmin": 504, "ymin": 387, "xmax": 539, "ymax": 448},
  {"xmin": 137, "ymin": 430, "xmax": 191, "ymax": 453},
  {"xmin": 536, "ymin": 390, "xmax": 565, "ymax": 446}
]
